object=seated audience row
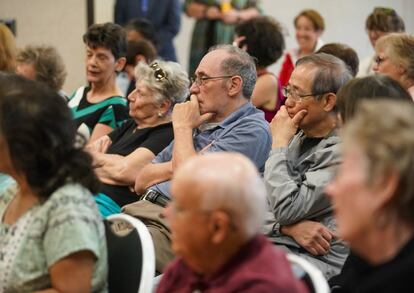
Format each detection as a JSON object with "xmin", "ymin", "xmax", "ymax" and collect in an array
[{"xmin": 1, "ymin": 7, "xmax": 414, "ymax": 291}]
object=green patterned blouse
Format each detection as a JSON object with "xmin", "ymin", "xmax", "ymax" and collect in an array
[{"xmin": 0, "ymin": 183, "xmax": 107, "ymax": 293}]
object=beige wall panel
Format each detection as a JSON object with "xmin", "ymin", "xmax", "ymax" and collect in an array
[{"xmin": 0, "ymin": 0, "xmax": 87, "ymax": 94}]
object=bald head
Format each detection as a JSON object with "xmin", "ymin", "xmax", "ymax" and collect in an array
[{"xmin": 173, "ymin": 152, "xmax": 267, "ymax": 238}]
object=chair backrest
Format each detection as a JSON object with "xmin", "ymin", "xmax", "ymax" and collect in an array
[
  {"xmin": 287, "ymin": 254, "xmax": 330, "ymax": 293},
  {"xmin": 105, "ymin": 213, "xmax": 155, "ymax": 293}
]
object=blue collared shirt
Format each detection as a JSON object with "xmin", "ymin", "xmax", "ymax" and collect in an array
[{"xmin": 152, "ymin": 102, "xmax": 271, "ymax": 198}]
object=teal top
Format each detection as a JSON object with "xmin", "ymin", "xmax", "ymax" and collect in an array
[
  {"xmin": 0, "ymin": 173, "xmax": 14, "ymax": 193},
  {"xmin": 68, "ymin": 86, "xmax": 129, "ymax": 140},
  {"xmin": 0, "ymin": 183, "xmax": 108, "ymax": 292}
]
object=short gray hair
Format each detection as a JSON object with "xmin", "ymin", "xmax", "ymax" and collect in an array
[
  {"xmin": 344, "ymin": 100, "xmax": 414, "ymax": 225},
  {"xmin": 296, "ymin": 53, "xmax": 352, "ymax": 100},
  {"xmin": 135, "ymin": 60, "xmax": 189, "ymax": 109},
  {"xmin": 17, "ymin": 45, "xmax": 67, "ymax": 92},
  {"xmin": 209, "ymin": 44, "xmax": 257, "ymax": 99},
  {"xmin": 175, "ymin": 152, "xmax": 267, "ymax": 238}
]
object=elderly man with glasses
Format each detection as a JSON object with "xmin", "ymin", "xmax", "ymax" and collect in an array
[
  {"xmin": 264, "ymin": 53, "xmax": 352, "ymax": 279},
  {"xmin": 123, "ymin": 44, "xmax": 271, "ymax": 273}
]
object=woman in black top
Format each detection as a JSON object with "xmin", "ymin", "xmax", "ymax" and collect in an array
[
  {"xmin": 88, "ymin": 60, "xmax": 189, "ymax": 217},
  {"xmin": 325, "ymin": 98, "xmax": 414, "ymax": 293}
]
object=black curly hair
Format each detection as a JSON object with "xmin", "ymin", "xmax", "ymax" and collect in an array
[
  {"xmin": 0, "ymin": 73, "xmax": 99, "ymax": 199},
  {"xmin": 235, "ymin": 16, "xmax": 285, "ymax": 68}
]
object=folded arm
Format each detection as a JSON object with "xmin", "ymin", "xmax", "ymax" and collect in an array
[
  {"xmin": 281, "ymin": 220, "xmax": 335, "ymax": 256},
  {"xmin": 94, "ymin": 147, "xmax": 156, "ymax": 186},
  {"xmin": 264, "ymin": 145, "xmax": 339, "ymax": 225},
  {"xmin": 134, "ymin": 161, "xmax": 173, "ymax": 194}
]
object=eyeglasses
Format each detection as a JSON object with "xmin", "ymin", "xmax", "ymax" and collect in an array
[
  {"xmin": 374, "ymin": 55, "xmax": 388, "ymax": 65},
  {"xmin": 282, "ymin": 86, "xmax": 327, "ymax": 101},
  {"xmin": 190, "ymin": 75, "xmax": 234, "ymax": 86},
  {"xmin": 150, "ymin": 62, "xmax": 168, "ymax": 82}
]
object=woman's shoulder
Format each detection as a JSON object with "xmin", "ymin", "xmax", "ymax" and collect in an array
[
  {"xmin": 43, "ymin": 183, "xmax": 99, "ymax": 216},
  {"xmin": 0, "ymin": 182, "xmax": 18, "ymax": 214}
]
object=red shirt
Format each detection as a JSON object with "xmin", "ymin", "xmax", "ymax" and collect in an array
[
  {"xmin": 157, "ymin": 235, "xmax": 307, "ymax": 293},
  {"xmin": 279, "ymin": 53, "xmax": 295, "ymax": 88}
]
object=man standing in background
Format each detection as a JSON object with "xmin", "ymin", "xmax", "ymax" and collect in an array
[{"xmin": 114, "ymin": 0, "xmax": 181, "ymax": 62}]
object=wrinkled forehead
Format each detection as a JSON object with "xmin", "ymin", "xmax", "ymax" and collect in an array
[
  {"xmin": 289, "ymin": 64, "xmax": 318, "ymax": 90},
  {"xmin": 195, "ymin": 49, "xmax": 229, "ymax": 76}
]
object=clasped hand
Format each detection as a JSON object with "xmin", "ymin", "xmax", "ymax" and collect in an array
[{"xmin": 282, "ymin": 220, "xmax": 336, "ymax": 256}]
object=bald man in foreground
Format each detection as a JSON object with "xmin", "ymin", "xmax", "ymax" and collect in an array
[{"xmin": 156, "ymin": 153, "xmax": 306, "ymax": 292}]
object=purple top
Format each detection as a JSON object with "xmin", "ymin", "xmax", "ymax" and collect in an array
[{"xmin": 157, "ymin": 235, "xmax": 307, "ymax": 293}]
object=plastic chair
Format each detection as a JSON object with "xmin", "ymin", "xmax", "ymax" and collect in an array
[
  {"xmin": 105, "ymin": 213, "xmax": 155, "ymax": 293},
  {"xmin": 287, "ymin": 254, "xmax": 330, "ymax": 293}
]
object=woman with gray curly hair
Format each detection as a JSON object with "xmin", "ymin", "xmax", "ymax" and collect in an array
[{"xmin": 88, "ymin": 60, "xmax": 189, "ymax": 217}]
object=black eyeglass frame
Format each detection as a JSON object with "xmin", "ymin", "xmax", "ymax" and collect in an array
[
  {"xmin": 282, "ymin": 86, "xmax": 329, "ymax": 101},
  {"xmin": 190, "ymin": 75, "xmax": 234, "ymax": 86}
]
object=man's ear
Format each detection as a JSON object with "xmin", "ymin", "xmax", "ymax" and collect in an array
[
  {"xmin": 116, "ymin": 57, "xmax": 127, "ymax": 72},
  {"xmin": 209, "ymin": 210, "xmax": 232, "ymax": 244},
  {"xmin": 227, "ymin": 76, "xmax": 243, "ymax": 98},
  {"xmin": 322, "ymin": 93, "xmax": 337, "ymax": 112}
]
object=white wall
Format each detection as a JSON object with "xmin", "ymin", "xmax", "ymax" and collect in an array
[
  {"xmin": 0, "ymin": 0, "xmax": 87, "ymax": 94},
  {"xmin": 174, "ymin": 0, "xmax": 414, "ymax": 73},
  {"xmin": 1, "ymin": 0, "xmax": 413, "ymax": 92}
]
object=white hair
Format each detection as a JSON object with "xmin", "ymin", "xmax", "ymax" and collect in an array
[
  {"xmin": 134, "ymin": 59, "xmax": 189, "ymax": 109},
  {"xmin": 175, "ymin": 152, "xmax": 267, "ymax": 238}
]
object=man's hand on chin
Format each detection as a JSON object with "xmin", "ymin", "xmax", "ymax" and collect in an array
[
  {"xmin": 172, "ymin": 94, "xmax": 214, "ymax": 130},
  {"xmin": 270, "ymin": 106, "xmax": 307, "ymax": 148}
]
